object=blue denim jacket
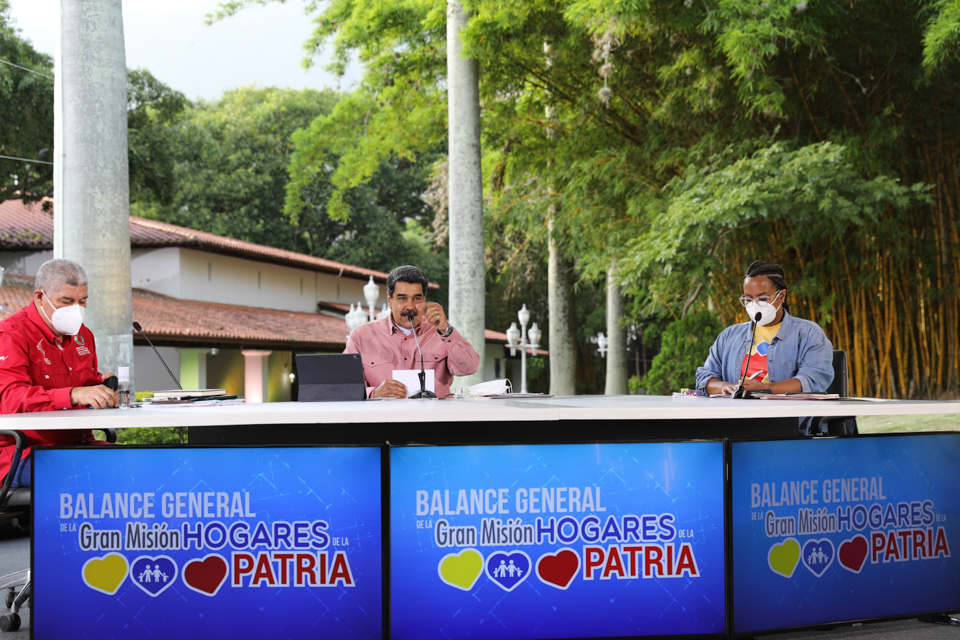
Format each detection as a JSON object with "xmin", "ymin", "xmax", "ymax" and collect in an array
[{"xmin": 696, "ymin": 310, "xmax": 834, "ymax": 393}]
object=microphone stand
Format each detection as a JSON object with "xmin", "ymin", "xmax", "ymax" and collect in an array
[
  {"xmin": 733, "ymin": 311, "xmax": 763, "ymax": 399},
  {"xmin": 404, "ymin": 312, "xmax": 437, "ymax": 399},
  {"xmin": 133, "ymin": 321, "xmax": 183, "ymax": 390}
]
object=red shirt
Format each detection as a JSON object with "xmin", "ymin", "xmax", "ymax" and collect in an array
[
  {"xmin": 0, "ymin": 303, "xmax": 104, "ymax": 478},
  {"xmin": 344, "ymin": 315, "xmax": 480, "ymax": 398}
]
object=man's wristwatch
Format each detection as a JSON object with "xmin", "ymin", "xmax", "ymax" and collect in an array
[{"xmin": 437, "ymin": 325, "xmax": 454, "ymax": 338}]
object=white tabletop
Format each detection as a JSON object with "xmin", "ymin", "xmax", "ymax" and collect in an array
[{"xmin": 0, "ymin": 395, "xmax": 958, "ymax": 430}]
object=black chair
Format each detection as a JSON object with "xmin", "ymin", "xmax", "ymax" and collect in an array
[
  {"xmin": 0, "ymin": 430, "xmax": 31, "ymax": 632},
  {"xmin": 816, "ymin": 350, "xmax": 858, "ymax": 436},
  {"xmin": 0, "ymin": 428, "xmax": 117, "ymax": 632}
]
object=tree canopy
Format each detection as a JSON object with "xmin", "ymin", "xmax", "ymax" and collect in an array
[
  {"xmin": 211, "ymin": 0, "xmax": 959, "ymax": 397},
  {"xmin": 0, "ymin": 0, "xmax": 54, "ymax": 206}
]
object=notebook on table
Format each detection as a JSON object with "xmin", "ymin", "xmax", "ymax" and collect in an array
[{"xmin": 151, "ymin": 388, "xmax": 227, "ymax": 400}]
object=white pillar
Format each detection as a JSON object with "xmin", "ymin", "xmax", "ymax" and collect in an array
[
  {"xmin": 605, "ymin": 267, "xmax": 629, "ymax": 395},
  {"xmin": 54, "ymin": 0, "xmax": 133, "ymax": 384},
  {"xmin": 242, "ymin": 349, "xmax": 272, "ymax": 404},
  {"xmin": 548, "ymin": 215, "xmax": 577, "ymax": 395},
  {"xmin": 447, "ymin": 0, "xmax": 485, "ymax": 387}
]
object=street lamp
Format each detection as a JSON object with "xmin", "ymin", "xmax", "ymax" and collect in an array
[
  {"xmin": 596, "ymin": 331, "xmax": 608, "ymax": 357},
  {"xmin": 345, "ymin": 303, "xmax": 368, "ymax": 335},
  {"xmin": 505, "ymin": 304, "xmax": 541, "ymax": 393},
  {"xmin": 363, "ymin": 276, "xmax": 380, "ymax": 322}
]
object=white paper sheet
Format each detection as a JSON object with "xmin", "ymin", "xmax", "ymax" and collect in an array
[{"xmin": 392, "ymin": 369, "xmax": 436, "ymax": 397}]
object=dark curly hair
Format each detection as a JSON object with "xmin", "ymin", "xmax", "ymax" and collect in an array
[
  {"xmin": 744, "ymin": 260, "xmax": 790, "ymax": 312},
  {"xmin": 387, "ymin": 265, "xmax": 429, "ymax": 297}
]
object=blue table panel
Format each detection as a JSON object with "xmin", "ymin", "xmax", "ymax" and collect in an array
[
  {"xmin": 731, "ymin": 435, "xmax": 960, "ymax": 633},
  {"xmin": 390, "ymin": 442, "xmax": 726, "ymax": 639},
  {"xmin": 33, "ymin": 446, "xmax": 382, "ymax": 640}
]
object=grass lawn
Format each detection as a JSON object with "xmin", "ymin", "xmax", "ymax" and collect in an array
[{"xmin": 857, "ymin": 413, "xmax": 960, "ymax": 434}]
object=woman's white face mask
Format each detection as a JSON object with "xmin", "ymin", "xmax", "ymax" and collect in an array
[
  {"xmin": 40, "ymin": 290, "xmax": 86, "ymax": 336},
  {"xmin": 744, "ymin": 290, "xmax": 783, "ymax": 327}
]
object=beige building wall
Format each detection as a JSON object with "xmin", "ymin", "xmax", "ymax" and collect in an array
[
  {"xmin": 130, "ymin": 247, "xmax": 382, "ymax": 313},
  {"xmin": 130, "ymin": 247, "xmax": 183, "ymax": 298}
]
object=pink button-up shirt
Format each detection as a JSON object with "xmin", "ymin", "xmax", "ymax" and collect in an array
[{"xmin": 344, "ymin": 315, "xmax": 480, "ymax": 398}]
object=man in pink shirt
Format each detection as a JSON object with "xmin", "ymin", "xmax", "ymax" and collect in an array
[{"xmin": 344, "ymin": 265, "xmax": 480, "ymax": 398}]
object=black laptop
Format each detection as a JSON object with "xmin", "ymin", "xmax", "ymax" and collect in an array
[{"xmin": 295, "ymin": 353, "xmax": 367, "ymax": 402}]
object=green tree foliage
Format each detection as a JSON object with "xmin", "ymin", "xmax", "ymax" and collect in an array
[
  {"xmin": 922, "ymin": 0, "xmax": 960, "ymax": 71},
  {"xmin": 132, "ymin": 84, "xmax": 444, "ymax": 278},
  {"xmin": 0, "ymin": 19, "xmax": 194, "ymax": 211},
  {"xmin": 618, "ymin": 141, "xmax": 930, "ymax": 319},
  {"xmin": 132, "ymin": 86, "xmax": 338, "ymax": 251},
  {"xmin": 213, "ymin": 0, "xmax": 448, "ymax": 227},
  {"xmin": 127, "ymin": 69, "xmax": 189, "ymax": 208},
  {"xmin": 0, "ymin": 1, "xmax": 54, "ymax": 205},
  {"xmin": 639, "ymin": 311, "xmax": 723, "ymax": 395}
]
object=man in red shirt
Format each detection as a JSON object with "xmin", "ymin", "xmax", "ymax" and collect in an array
[
  {"xmin": 0, "ymin": 258, "xmax": 118, "ymax": 487},
  {"xmin": 345, "ymin": 265, "xmax": 480, "ymax": 398}
]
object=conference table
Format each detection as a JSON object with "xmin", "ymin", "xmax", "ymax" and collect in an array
[
  {"xmin": 2, "ymin": 394, "xmax": 959, "ymax": 443},
  {"xmin": 7, "ymin": 395, "xmax": 960, "ymax": 640}
]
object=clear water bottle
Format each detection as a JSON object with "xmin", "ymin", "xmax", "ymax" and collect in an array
[{"xmin": 118, "ymin": 366, "xmax": 131, "ymax": 409}]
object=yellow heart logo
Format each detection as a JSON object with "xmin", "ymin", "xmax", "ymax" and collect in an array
[
  {"xmin": 768, "ymin": 538, "xmax": 801, "ymax": 578},
  {"xmin": 438, "ymin": 549, "xmax": 484, "ymax": 591},
  {"xmin": 83, "ymin": 553, "xmax": 129, "ymax": 595}
]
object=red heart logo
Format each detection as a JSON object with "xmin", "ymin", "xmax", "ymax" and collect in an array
[
  {"xmin": 838, "ymin": 535, "xmax": 868, "ymax": 574},
  {"xmin": 183, "ymin": 554, "xmax": 228, "ymax": 596},
  {"xmin": 536, "ymin": 549, "xmax": 580, "ymax": 590}
]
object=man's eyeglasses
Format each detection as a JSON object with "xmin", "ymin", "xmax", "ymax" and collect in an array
[{"xmin": 738, "ymin": 290, "xmax": 782, "ymax": 308}]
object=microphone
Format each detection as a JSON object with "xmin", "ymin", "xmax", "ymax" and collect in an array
[
  {"xmin": 132, "ymin": 321, "xmax": 182, "ymax": 390},
  {"xmin": 402, "ymin": 309, "xmax": 437, "ymax": 399},
  {"xmin": 733, "ymin": 312, "xmax": 763, "ymax": 399}
]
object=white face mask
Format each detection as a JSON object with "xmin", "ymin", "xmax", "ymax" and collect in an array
[
  {"xmin": 40, "ymin": 290, "xmax": 86, "ymax": 336},
  {"xmin": 744, "ymin": 291, "xmax": 782, "ymax": 327}
]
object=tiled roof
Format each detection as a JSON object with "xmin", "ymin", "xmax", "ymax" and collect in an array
[
  {"xmin": 0, "ymin": 275, "xmax": 525, "ymax": 352},
  {"xmin": 0, "ymin": 198, "xmax": 420, "ymax": 286},
  {"xmin": 0, "ymin": 198, "xmax": 51, "ymax": 249},
  {"xmin": 0, "ymin": 275, "xmax": 347, "ymax": 350}
]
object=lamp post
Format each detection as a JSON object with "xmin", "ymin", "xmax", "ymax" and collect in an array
[
  {"xmin": 345, "ymin": 303, "xmax": 368, "ymax": 336},
  {"xmin": 505, "ymin": 304, "xmax": 541, "ymax": 393},
  {"xmin": 596, "ymin": 331, "xmax": 608, "ymax": 357},
  {"xmin": 626, "ymin": 324, "xmax": 641, "ymax": 379},
  {"xmin": 363, "ymin": 276, "xmax": 380, "ymax": 322},
  {"xmin": 345, "ymin": 294, "xmax": 389, "ymax": 338}
]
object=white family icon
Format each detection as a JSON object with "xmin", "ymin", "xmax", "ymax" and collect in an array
[
  {"xmin": 492, "ymin": 559, "xmax": 524, "ymax": 579},
  {"xmin": 807, "ymin": 547, "xmax": 829, "ymax": 565},
  {"xmin": 137, "ymin": 565, "xmax": 171, "ymax": 584}
]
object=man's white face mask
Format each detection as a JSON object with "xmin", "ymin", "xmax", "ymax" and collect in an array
[{"xmin": 40, "ymin": 290, "xmax": 86, "ymax": 336}]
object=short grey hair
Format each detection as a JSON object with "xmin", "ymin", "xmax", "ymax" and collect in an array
[{"xmin": 35, "ymin": 258, "xmax": 88, "ymax": 294}]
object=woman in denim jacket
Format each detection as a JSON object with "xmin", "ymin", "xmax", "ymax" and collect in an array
[{"xmin": 696, "ymin": 261, "xmax": 834, "ymax": 417}]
